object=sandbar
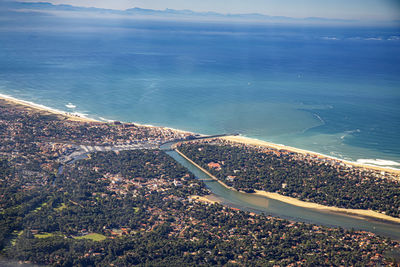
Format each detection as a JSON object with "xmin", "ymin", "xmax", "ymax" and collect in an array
[
  {"xmin": 254, "ymin": 190, "xmax": 400, "ymax": 224},
  {"xmin": 190, "ymin": 195, "xmax": 221, "ymax": 204}
]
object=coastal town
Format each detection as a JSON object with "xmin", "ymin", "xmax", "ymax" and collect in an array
[{"xmin": 0, "ymin": 98, "xmax": 400, "ymax": 265}]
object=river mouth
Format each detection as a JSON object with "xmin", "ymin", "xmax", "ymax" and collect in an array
[
  {"xmin": 165, "ymin": 148, "xmax": 400, "ymax": 241},
  {"xmin": 63, "ymin": 141, "xmax": 400, "ymax": 240}
]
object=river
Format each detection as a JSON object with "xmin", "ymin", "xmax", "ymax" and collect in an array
[{"xmin": 162, "ymin": 144, "xmax": 400, "ymax": 240}]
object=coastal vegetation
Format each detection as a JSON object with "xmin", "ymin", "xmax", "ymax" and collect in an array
[
  {"xmin": 0, "ymin": 99, "xmax": 400, "ymax": 265},
  {"xmin": 178, "ymin": 141, "xmax": 400, "ymax": 217}
]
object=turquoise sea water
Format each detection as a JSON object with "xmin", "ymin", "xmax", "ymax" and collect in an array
[{"xmin": 0, "ymin": 12, "xmax": 399, "ymax": 167}]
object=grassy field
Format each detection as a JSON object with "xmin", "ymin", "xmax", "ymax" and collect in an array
[
  {"xmin": 34, "ymin": 232, "xmax": 55, "ymax": 239},
  {"xmin": 74, "ymin": 233, "xmax": 107, "ymax": 242}
]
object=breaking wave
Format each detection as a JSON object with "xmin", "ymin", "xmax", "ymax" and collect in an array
[
  {"xmin": 356, "ymin": 159, "xmax": 400, "ymax": 166},
  {"xmin": 65, "ymin": 102, "xmax": 76, "ymax": 109}
]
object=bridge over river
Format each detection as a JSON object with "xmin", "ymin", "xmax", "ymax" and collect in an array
[{"xmin": 59, "ymin": 133, "xmax": 237, "ymax": 163}]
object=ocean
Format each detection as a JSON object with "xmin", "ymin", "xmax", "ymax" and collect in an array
[{"xmin": 1, "ymin": 13, "xmax": 399, "ymax": 167}]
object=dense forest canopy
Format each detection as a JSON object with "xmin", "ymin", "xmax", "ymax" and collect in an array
[{"xmin": 179, "ymin": 141, "xmax": 400, "ymax": 217}]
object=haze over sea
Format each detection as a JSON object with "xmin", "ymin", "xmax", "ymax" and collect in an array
[{"xmin": 1, "ymin": 3, "xmax": 400, "ymax": 167}]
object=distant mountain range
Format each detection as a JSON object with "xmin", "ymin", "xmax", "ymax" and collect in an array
[{"xmin": 2, "ymin": 1, "xmax": 393, "ymax": 25}]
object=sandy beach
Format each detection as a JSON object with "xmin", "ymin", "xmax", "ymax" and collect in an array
[
  {"xmin": 0, "ymin": 94, "xmax": 194, "ymax": 136},
  {"xmin": 254, "ymin": 190, "xmax": 400, "ymax": 224},
  {"xmin": 2, "ymin": 92, "xmax": 396, "ymax": 176},
  {"xmin": 222, "ymin": 135, "xmax": 400, "ymax": 175},
  {"xmin": 190, "ymin": 195, "xmax": 221, "ymax": 204},
  {"xmin": 0, "ymin": 94, "xmax": 98, "ymax": 123}
]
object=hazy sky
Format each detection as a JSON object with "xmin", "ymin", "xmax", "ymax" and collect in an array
[{"xmin": 17, "ymin": 0, "xmax": 400, "ymax": 21}]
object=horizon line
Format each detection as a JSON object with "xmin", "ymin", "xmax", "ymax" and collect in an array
[{"xmin": 7, "ymin": 1, "xmax": 400, "ymax": 25}]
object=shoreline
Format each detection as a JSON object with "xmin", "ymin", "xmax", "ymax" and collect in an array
[
  {"xmin": 222, "ymin": 136, "xmax": 400, "ymax": 175},
  {"xmin": 1, "ymin": 92, "xmax": 399, "ymax": 174},
  {"xmin": 0, "ymin": 94, "xmax": 193, "ymax": 136},
  {"xmin": 2, "ymin": 93, "xmax": 400, "ymax": 224},
  {"xmin": 0, "ymin": 93, "xmax": 99, "ymax": 123},
  {"xmin": 253, "ymin": 190, "xmax": 400, "ymax": 224},
  {"xmin": 176, "ymin": 147, "xmax": 400, "ymax": 225}
]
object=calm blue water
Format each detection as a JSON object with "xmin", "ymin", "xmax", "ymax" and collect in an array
[{"xmin": 0, "ymin": 11, "xmax": 399, "ymax": 166}]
